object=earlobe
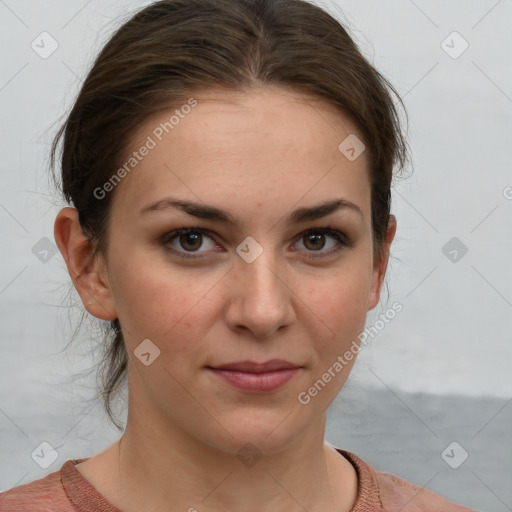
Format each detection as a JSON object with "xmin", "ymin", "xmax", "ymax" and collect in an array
[
  {"xmin": 367, "ymin": 215, "xmax": 397, "ymax": 311},
  {"xmin": 54, "ymin": 207, "xmax": 117, "ymax": 321}
]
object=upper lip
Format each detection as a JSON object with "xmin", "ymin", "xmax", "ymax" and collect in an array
[{"xmin": 208, "ymin": 359, "xmax": 300, "ymax": 373}]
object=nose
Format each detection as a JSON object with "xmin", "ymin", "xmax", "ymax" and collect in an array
[{"xmin": 224, "ymin": 248, "xmax": 296, "ymax": 340}]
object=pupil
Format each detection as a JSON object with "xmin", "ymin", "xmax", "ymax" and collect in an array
[
  {"xmin": 306, "ymin": 234, "xmax": 324, "ymax": 250},
  {"xmin": 182, "ymin": 232, "xmax": 201, "ymax": 251}
]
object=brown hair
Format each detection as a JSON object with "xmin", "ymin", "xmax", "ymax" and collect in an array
[{"xmin": 51, "ymin": 0, "xmax": 408, "ymax": 430}]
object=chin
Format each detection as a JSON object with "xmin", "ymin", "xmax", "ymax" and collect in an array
[{"xmin": 201, "ymin": 406, "xmax": 311, "ymax": 456}]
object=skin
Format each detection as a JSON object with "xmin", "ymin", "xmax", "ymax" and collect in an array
[{"xmin": 54, "ymin": 85, "xmax": 396, "ymax": 512}]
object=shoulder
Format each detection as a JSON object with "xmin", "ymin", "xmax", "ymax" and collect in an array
[
  {"xmin": 0, "ymin": 461, "xmax": 78, "ymax": 512},
  {"xmin": 337, "ymin": 449, "xmax": 479, "ymax": 512},
  {"xmin": 374, "ymin": 469, "xmax": 477, "ymax": 511}
]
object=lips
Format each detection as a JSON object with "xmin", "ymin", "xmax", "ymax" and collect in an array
[
  {"xmin": 207, "ymin": 359, "xmax": 302, "ymax": 393},
  {"xmin": 208, "ymin": 359, "xmax": 300, "ymax": 373}
]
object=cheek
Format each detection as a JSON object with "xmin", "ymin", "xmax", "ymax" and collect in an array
[
  {"xmin": 108, "ymin": 252, "xmax": 217, "ymax": 350},
  {"xmin": 304, "ymin": 264, "xmax": 371, "ymax": 351}
]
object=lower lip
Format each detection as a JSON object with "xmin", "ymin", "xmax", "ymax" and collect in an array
[{"xmin": 207, "ymin": 368, "xmax": 300, "ymax": 393}]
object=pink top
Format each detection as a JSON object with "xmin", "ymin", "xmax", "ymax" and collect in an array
[{"xmin": 0, "ymin": 449, "xmax": 477, "ymax": 511}]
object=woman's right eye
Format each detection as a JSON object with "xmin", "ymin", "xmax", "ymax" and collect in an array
[{"xmin": 161, "ymin": 227, "xmax": 220, "ymax": 259}]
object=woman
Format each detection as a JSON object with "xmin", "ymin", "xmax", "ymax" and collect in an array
[{"xmin": 0, "ymin": 0, "xmax": 478, "ymax": 510}]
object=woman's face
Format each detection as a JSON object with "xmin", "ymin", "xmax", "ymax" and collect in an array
[{"xmin": 96, "ymin": 85, "xmax": 393, "ymax": 454}]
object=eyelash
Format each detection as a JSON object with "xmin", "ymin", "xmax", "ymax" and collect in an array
[{"xmin": 161, "ymin": 226, "xmax": 354, "ymax": 260}]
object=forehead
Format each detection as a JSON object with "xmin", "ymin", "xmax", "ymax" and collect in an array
[
  {"xmin": 160, "ymin": 85, "xmax": 362, "ymax": 152},
  {"xmin": 111, "ymin": 85, "xmax": 371, "ymax": 225}
]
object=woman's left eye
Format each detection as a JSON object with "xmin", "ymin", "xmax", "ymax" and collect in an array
[
  {"xmin": 294, "ymin": 228, "xmax": 354, "ymax": 258},
  {"xmin": 161, "ymin": 227, "xmax": 353, "ymax": 260}
]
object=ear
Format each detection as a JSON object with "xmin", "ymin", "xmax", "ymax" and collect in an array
[
  {"xmin": 367, "ymin": 214, "xmax": 397, "ymax": 311},
  {"xmin": 54, "ymin": 207, "xmax": 117, "ymax": 321}
]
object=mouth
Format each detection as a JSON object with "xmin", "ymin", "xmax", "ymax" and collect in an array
[{"xmin": 206, "ymin": 359, "xmax": 302, "ymax": 393}]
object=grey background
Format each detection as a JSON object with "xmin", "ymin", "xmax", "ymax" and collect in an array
[{"xmin": 0, "ymin": 1, "xmax": 511, "ymax": 511}]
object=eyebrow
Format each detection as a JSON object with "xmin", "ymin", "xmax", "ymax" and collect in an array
[{"xmin": 139, "ymin": 196, "xmax": 363, "ymax": 225}]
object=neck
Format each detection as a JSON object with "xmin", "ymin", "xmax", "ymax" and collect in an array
[{"xmin": 112, "ymin": 420, "xmax": 357, "ymax": 512}]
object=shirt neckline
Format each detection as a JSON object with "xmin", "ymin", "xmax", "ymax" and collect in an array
[
  {"xmin": 61, "ymin": 448, "xmax": 382, "ymax": 511},
  {"xmin": 62, "ymin": 457, "xmax": 122, "ymax": 512}
]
